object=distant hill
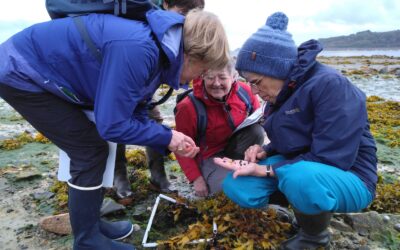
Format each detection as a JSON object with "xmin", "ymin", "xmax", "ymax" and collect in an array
[{"xmin": 318, "ymin": 30, "xmax": 400, "ymax": 50}]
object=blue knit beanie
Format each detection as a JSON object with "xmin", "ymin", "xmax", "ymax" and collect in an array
[{"xmin": 236, "ymin": 12, "xmax": 297, "ymax": 80}]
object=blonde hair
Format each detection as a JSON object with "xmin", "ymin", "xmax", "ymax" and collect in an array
[{"xmin": 183, "ymin": 9, "xmax": 230, "ymax": 69}]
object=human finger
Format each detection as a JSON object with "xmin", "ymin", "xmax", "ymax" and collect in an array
[
  {"xmin": 183, "ymin": 136, "xmax": 197, "ymax": 148},
  {"xmin": 179, "ymin": 146, "xmax": 199, "ymax": 158}
]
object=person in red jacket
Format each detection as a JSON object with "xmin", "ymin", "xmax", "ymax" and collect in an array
[{"xmin": 175, "ymin": 59, "xmax": 264, "ymax": 197}]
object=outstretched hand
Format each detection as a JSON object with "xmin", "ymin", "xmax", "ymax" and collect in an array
[{"xmin": 213, "ymin": 157, "xmax": 259, "ymax": 178}]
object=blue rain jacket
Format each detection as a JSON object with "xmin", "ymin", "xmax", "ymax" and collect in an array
[
  {"xmin": 0, "ymin": 10, "xmax": 185, "ymax": 152},
  {"xmin": 263, "ymin": 40, "xmax": 378, "ymax": 196}
]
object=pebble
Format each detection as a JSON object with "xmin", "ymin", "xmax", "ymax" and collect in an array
[
  {"xmin": 358, "ymin": 229, "xmax": 369, "ymax": 237},
  {"xmin": 132, "ymin": 224, "xmax": 141, "ymax": 232},
  {"xmin": 394, "ymin": 223, "xmax": 400, "ymax": 232},
  {"xmin": 382, "ymin": 215, "xmax": 390, "ymax": 222}
]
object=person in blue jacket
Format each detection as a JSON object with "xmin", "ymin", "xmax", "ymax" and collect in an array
[
  {"xmin": 214, "ymin": 12, "xmax": 377, "ymax": 250},
  {"xmin": 0, "ymin": 9, "xmax": 229, "ymax": 250},
  {"xmin": 114, "ymin": 0, "xmax": 207, "ymax": 201}
]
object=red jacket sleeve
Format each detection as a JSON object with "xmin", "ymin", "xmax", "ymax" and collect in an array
[{"xmin": 174, "ymin": 97, "xmax": 202, "ymax": 182}]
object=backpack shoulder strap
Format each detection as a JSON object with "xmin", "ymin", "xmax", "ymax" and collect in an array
[
  {"xmin": 236, "ymin": 85, "xmax": 253, "ymax": 114},
  {"xmin": 148, "ymin": 87, "xmax": 173, "ymax": 110},
  {"xmin": 174, "ymin": 89, "xmax": 207, "ymax": 145},
  {"xmin": 73, "ymin": 16, "xmax": 102, "ymax": 63},
  {"xmin": 175, "ymin": 88, "xmax": 193, "ymax": 107},
  {"xmin": 187, "ymin": 92, "xmax": 207, "ymax": 145}
]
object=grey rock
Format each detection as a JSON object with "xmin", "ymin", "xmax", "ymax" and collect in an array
[
  {"xmin": 100, "ymin": 197, "xmax": 126, "ymax": 216},
  {"xmin": 336, "ymin": 238, "xmax": 355, "ymax": 249},
  {"xmin": 330, "ymin": 218, "xmax": 354, "ymax": 232},
  {"xmin": 343, "ymin": 211, "xmax": 383, "ymax": 236},
  {"xmin": 382, "ymin": 215, "xmax": 390, "ymax": 223},
  {"xmin": 358, "ymin": 229, "xmax": 369, "ymax": 237},
  {"xmin": 15, "ymin": 169, "xmax": 42, "ymax": 181},
  {"xmin": 379, "ymin": 66, "xmax": 389, "ymax": 74},
  {"xmin": 389, "ymin": 67, "xmax": 400, "ymax": 76},
  {"xmin": 32, "ymin": 191, "xmax": 54, "ymax": 200},
  {"xmin": 132, "ymin": 224, "xmax": 141, "ymax": 232},
  {"xmin": 394, "ymin": 223, "xmax": 400, "ymax": 232},
  {"xmin": 131, "ymin": 203, "xmax": 149, "ymax": 217}
]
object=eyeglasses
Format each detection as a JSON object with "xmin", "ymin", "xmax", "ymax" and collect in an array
[{"xmin": 247, "ymin": 77, "xmax": 264, "ymax": 92}]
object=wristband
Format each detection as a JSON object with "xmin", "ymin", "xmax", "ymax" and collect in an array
[{"xmin": 265, "ymin": 165, "xmax": 272, "ymax": 177}]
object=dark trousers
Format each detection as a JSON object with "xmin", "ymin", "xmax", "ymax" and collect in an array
[
  {"xmin": 200, "ymin": 123, "xmax": 265, "ymax": 194},
  {"xmin": 0, "ymin": 84, "xmax": 108, "ymax": 187}
]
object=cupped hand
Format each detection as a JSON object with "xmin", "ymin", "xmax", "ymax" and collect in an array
[
  {"xmin": 168, "ymin": 130, "xmax": 199, "ymax": 158},
  {"xmin": 244, "ymin": 144, "xmax": 267, "ymax": 162}
]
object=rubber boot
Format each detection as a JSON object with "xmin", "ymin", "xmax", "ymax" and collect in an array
[
  {"xmin": 99, "ymin": 188, "xmax": 134, "ymax": 240},
  {"xmin": 280, "ymin": 211, "xmax": 331, "ymax": 250},
  {"xmin": 114, "ymin": 144, "xmax": 133, "ymax": 199},
  {"xmin": 146, "ymin": 146, "xmax": 175, "ymax": 193},
  {"xmin": 268, "ymin": 204, "xmax": 294, "ymax": 224},
  {"xmin": 68, "ymin": 185, "xmax": 135, "ymax": 250}
]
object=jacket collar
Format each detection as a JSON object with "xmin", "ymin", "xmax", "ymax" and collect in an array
[
  {"xmin": 273, "ymin": 39, "xmax": 323, "ymax": 108},
  {"xmin": 146, "ymin": 10, "xmax": 185, "ymax": 89}
]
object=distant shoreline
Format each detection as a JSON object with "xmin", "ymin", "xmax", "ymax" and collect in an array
[
  {"xmin": 323, "ymin": 48, "xmax": 400, "ymax": 51},
  {"xmin": 319, "ymin": 49, "xmax": 400, "ymax": 57},
  {"xmin": 232, "ymin": 48, "xmax": 400, "ymax": 58}
]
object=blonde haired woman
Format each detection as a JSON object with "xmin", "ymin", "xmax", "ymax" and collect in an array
[{"xmin": 0, "ymin": 9, "xmax": 229, "ymax": 250}]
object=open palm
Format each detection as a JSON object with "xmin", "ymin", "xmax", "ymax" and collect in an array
[{"xmin": 214, "ymin": 157, "xmax": 258, "ymax": 178}]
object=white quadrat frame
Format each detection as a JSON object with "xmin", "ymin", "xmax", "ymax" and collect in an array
[{"xmin": 142, "ymin": 194, "xmax": 218, "ymax": 248}]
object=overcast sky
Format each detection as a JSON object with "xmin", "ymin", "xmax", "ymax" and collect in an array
[{"xmin": 1, "ymin": 0, "xmax": 399, "ymax": 49}]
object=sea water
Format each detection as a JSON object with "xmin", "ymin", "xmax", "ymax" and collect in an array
[{"xmin": 320, "ymin": 50, "xmax": 400, "ymax": 57}]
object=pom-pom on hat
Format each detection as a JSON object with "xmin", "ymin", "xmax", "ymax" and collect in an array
[{"xmin": 236, "ymin": 12, "xmax": 297, "ymax": 80}]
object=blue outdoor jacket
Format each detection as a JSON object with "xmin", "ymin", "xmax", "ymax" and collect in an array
[
  {"xmin": 0, "ymin": 10, "xmax": 185, "ymax": 152},
  {"xmin": 263, "ymin": 40, "xmax": 378, "ymax": 196}
]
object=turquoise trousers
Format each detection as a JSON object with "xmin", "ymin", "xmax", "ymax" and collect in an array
[{"xmin": 222, "ymin": 155, "xmax": 373, "ymax": 214}]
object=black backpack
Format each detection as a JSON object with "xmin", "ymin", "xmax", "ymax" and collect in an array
[
  {"xmin": 45, "ymin": 0, "xmax": 173, "ymax": 108},
  {"xmin": 174, "ymin": 85, "xmax": 254, "ymax": 145},
  {"xmin": 46, "ymin": 0, "xmax": 156, "ymax": 20}
]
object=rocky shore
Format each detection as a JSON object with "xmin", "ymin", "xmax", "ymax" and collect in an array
[{"xmin": 0, "ymin": 55, "xmax": 399, "ymax": 249}]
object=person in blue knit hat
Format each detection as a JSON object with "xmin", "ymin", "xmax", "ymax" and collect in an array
[{"xmin": 214, "ymin": 12, "xmax": 377, "ymax": 249}]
